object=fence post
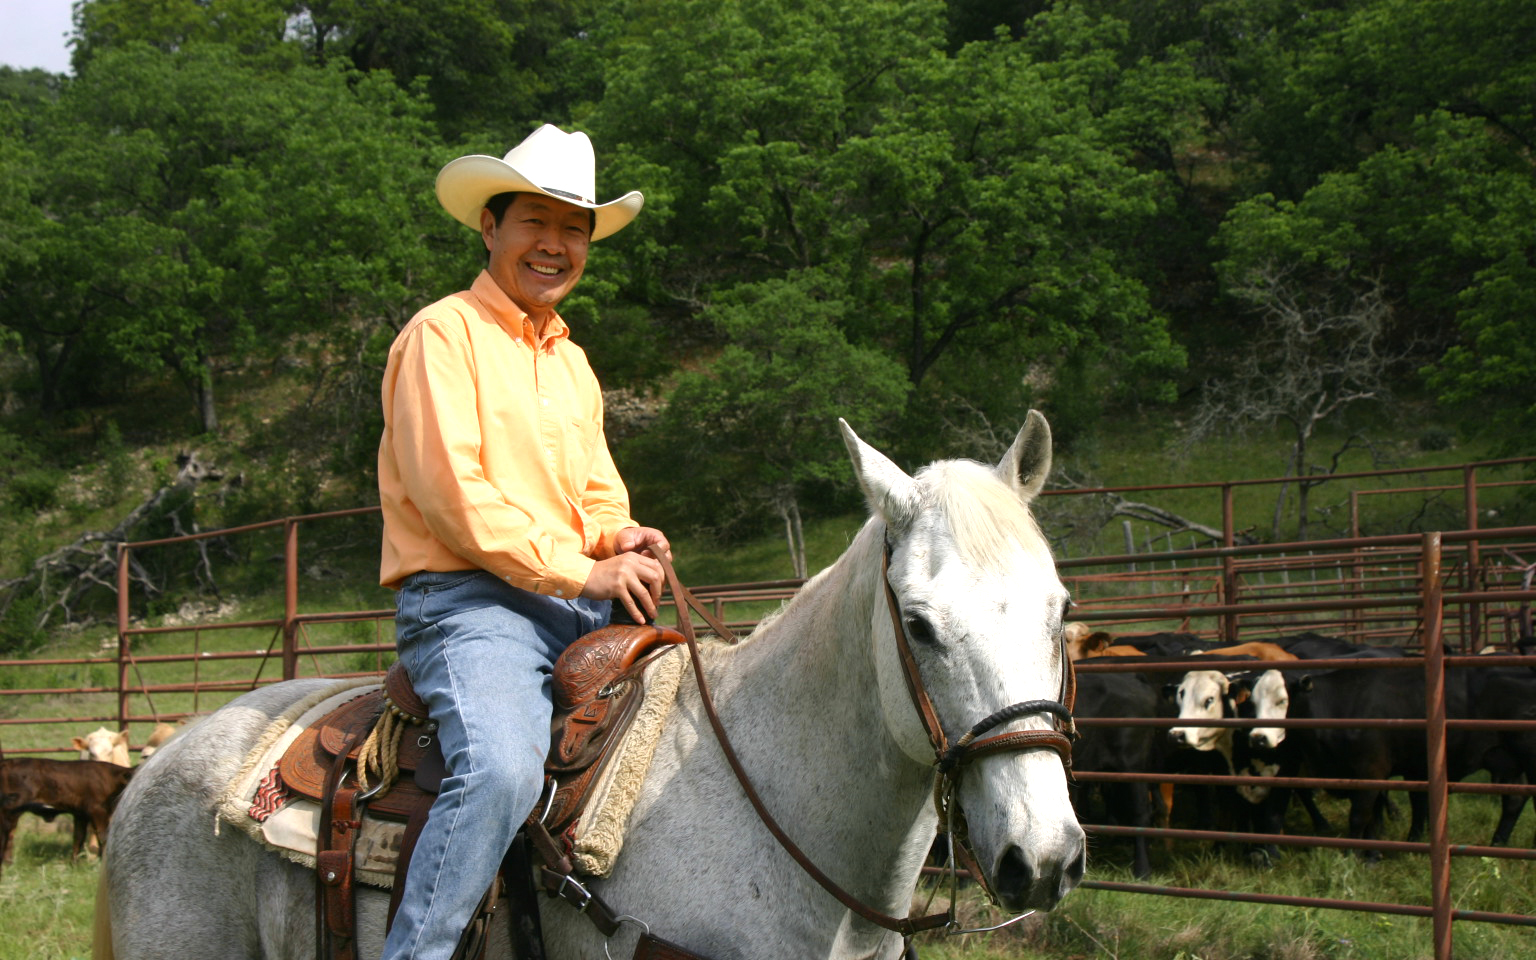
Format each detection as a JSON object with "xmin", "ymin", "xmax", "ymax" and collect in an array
[
  {"xmin": 1464, "ymin": 466, "xmax": 1481, "ymax": 653},
  {"xmin": 1349, "ymin": 490, "xmax": 1362, "ymax": 641},
  {"xmin": 1221, "ymin": 484, "xmax": 1237, "ymax": 644},
  {"xmin": 1421, "ymin": 532, "xmax": 1453, "ymax": 960},
  {"xmin": 283, "ymin": 518, "xmax": 299, "ymax": 680},
  {"xmin": 116, "ymin": 542, "xmax": 131, "ymax": 734}
]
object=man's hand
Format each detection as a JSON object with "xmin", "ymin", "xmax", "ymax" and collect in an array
[
  {"xmin": 614, "ymin": 526, "xmax": 671, "ymax": 563},
  {"xmin": 580, "ymin": 526, "xmax": 672, "ymax": 623}
]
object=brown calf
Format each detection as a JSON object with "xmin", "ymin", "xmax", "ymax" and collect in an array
[
  {"xmin": 1066, "ymin": 629, "xmax": 1148, "ymax": 662},
  {"xmin": 1194, "ymin": 641, "xmax": 1298, "ymax": 662},
  {"xmin": 0, "ymin": 758, "xmax": 134, "ymax": 876}
]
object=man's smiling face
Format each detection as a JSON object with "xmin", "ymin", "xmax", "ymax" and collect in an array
[{"xmin": 480, "ymin": 193, "xmax": 591, "ymax": 321}]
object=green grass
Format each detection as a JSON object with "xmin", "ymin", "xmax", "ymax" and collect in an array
[
  {"xmin": 6, "ymin": 794, "xmax": 1532, "ymax": 960},
  {"xmin": 912, "ymin": 780, "xmax": 1536, "ymax": 960},
  {"xmin": 5, "ymin": 680, "xmax": 1535, "ymax": 953},
  {"xmin": 912, "ymin": 847, "xmax": 1535, "ymax": 960},
  {"xmin": 0, "ymin": 819, "xmax": 100, "ymax": 960}
]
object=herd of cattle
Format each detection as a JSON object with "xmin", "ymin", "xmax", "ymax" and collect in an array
[
  {"xmin": 1068, "ymin": 625, "xmax": 1536, "ymax": 878},
  {"xmin": 0, "ymin": 721, "xmax": 176, "ymax": 877}
]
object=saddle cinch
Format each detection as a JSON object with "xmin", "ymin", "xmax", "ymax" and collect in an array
[{"xmin": 277, "ymin": 622, "xmax": 689, "ymax": 960}]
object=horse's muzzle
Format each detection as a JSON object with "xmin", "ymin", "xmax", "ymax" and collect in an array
[{"xmin": 990, "ymin": 829, "xmax": 1087, "ymax": 912}]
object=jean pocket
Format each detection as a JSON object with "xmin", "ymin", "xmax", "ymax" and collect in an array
[{"xmin": 405, "ymin": 570, "xmax": 487, "ymax": 627}]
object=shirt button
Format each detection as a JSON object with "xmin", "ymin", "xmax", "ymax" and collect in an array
[{"xmin": 555, "ymin": 589, "xmax": 565, "ymax": 597}]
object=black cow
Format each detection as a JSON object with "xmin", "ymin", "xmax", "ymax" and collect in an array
[
  {"xmin": 1288, "ymin": 664, "xmax": 1502, "ymax": 856},
  {"xmin": 1469, "ymin": 665, "xmax": 1536, "ymax": 846},
  {"xmin": 1275, "ymin": 632, "xmax": 1408, "ymax": 661},
  {"xmin": 1163, "ymin": 661, "xmax": 1317, "ymax": 864},
  {"xmin": 1070, "ymin": 666, "xmax": 1169, "ymax": 879},
  {"xmin": 1227, "ymin": 670, "xmax": 1331, "ymax": 847}
]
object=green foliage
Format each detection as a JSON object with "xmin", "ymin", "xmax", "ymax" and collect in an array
[
  {"xmin": 631, "ymin": 269, "xmax": 909, "ymax": 535},
  {"xmin": 0, "ymin": 593, "xmax": 49, "ymax": 654},
  {"xmin": 1, "ymin": 39, "xmax": 460, "ymax": 430},
  {"xmin": 588, "ymin": 0, "xmax": 1185, "ymax": 476},
  {"xmin": 1, "ymin": 0, "xmax": 1534, "ymax": 573}
]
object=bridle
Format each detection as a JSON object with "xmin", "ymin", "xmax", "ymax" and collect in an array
[{"xmin": 653, "ymin": 538, "xmax": 1077, "ymax": 946}]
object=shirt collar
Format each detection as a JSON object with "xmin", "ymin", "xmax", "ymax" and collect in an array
[{"xmin": 471, "ymin": 270, "xmax": 570, "ymax": 350}]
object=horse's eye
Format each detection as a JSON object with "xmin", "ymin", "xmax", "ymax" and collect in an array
[{"xmin": 904, "ymin": 615, "xmax": 937, "ymax": 645}]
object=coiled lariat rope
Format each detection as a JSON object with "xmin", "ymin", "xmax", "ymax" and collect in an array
[{"xmin": 355, "ymin": 698, "xmax": 422, "ymax": 795}]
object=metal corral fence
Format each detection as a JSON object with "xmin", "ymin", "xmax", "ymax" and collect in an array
[{"xmin": 1, "ymin": 455, "xmax": 1535, "ymax": 959}]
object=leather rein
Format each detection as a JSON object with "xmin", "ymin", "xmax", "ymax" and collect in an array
[{"xmin": 653, "ymin": 542, "xmax": 1077, "ymax": 941}]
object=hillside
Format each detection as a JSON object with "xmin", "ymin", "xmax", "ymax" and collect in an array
[{"xmin": 2, "ymin": 344, "xmax": 1526, "ymax": 665}]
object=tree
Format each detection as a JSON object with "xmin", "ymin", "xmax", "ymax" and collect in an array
[
  {"xmin": 635, "ymin": 271, "xmax": 909, "ymax": 574},
  {"xmin": 586, "ymin": 0, "xmax": 1185, "ymax": 465},
  {"xmin": 1, "ymin": 42, "xmax": 459, "ymax": 432},
  {"xmin": 1185, "ymin": 262, "xmax": 1399, "ymax": 540},
  {"xmin": 71, "ymin": 0, "xmax": 606, "ymax": 138},
  {"xmin": 1216, "ymin": 106, "xmax": 1536, "ymax": 455}
]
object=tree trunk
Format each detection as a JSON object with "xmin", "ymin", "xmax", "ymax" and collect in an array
[
  {"xmin": 197, "ymin": 364, "xmax": 218, "ymax": 434},
  {"xmin": 779, "ymin": 497, "xmax": 808, "ymax": 579}
]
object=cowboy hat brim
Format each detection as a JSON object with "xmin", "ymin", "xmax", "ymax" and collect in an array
[{"xmin": 436, "ymin": 155, "xmax": 644, "ymax": 242}]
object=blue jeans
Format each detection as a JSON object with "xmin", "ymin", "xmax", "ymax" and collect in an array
[{"xmin": 380, "ymin": 570, "xmax": 610, "ymax": 960}]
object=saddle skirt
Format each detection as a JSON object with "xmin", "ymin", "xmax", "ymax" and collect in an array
[{"xmin": 214, "ymin": 624, "xmax": 688, "ymax": 885}]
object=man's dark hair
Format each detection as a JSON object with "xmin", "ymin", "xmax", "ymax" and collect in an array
[{"xmin": 486, "ymin": 192, "xmax": 595, "ymax": 233}]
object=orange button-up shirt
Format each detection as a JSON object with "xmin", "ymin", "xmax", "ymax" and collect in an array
[{"xmin": 378, "ymin": 270, "xmax": 635, "ymax": 597}]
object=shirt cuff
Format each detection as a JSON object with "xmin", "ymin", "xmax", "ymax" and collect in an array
[{"xmin": 529, "ymin": 554, "xmax": 595, "ymax": 600}]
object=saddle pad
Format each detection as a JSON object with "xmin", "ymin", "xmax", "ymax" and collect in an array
[
  {"xmin": 568, "ymin": 644, "xmax": 685, "ymax": 876},
  {"xmin": 212, "ymin": 647, "xmax": 687, "ymax": 885},
  {"xmin": 211, "ymin": 679, "xmax": 386, "ymax": 874}
]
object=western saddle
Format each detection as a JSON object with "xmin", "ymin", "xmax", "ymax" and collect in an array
[{"xmin": 277, "ymin": 621, "xmax": 688, "ymax": 960}]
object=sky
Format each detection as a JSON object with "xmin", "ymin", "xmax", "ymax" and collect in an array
[{"xmin": 1, "ymin": 0, "xmax": 76, "ymax": 74}]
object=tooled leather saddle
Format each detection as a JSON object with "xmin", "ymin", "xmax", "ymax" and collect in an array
[{"xmin": 277, "ymin": 622, "xmax": 686, "ymax": 960}]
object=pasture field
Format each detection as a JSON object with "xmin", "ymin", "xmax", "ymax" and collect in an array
[{"xmin": 4, "ymin": 787, "xmax": 1534, "ymax": 960}]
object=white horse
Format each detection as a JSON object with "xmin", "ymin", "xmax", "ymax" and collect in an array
[{"xmin": 98, "ymin": 414, "xmax": 1084, "ymax": 960}]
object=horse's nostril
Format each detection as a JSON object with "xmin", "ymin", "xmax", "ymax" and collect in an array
[
  {"xmin": 994, "ymin": 845, "xmax": 1033, "ymax": 905},
  {"xmin": 1065, "ymin": 844, "xmax": 1087, "ymax": 887}
]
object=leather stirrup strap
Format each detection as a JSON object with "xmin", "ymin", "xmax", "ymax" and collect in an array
[
  {"xmin": 386, "ymin": 799, "xmax": 433, "ymax": 934},
  {"xmin": 525, "ymin": 820, "xmax": 623, "ymax": 937},
  {"xmin": 316, "ymin": 731, "xmax": 361, "ymax": 960},
  {"xmin": 633, "ymin": 932, "xmax": 713, "ymax": 959},
  {"xmin": 504, "ymin": 833, "xmax": 548, "ymax": 960},
  {"xmin": 655, "ymin": 553, "xmax": 949, "ymax": 938}
]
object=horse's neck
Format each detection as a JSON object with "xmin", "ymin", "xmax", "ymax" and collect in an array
[{"xmin": 694, "ymin": 524, "xmax": 938, "ymax": 910}]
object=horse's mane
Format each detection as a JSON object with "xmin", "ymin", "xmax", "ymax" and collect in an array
[{"xmin": 920, "ymin": 458, "xmax": 1052, "ymax": 573}]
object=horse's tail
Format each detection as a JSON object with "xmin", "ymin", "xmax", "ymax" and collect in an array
[{"xmin": 92, "ymin": 851, "xmax": 115, "ymax": 960}]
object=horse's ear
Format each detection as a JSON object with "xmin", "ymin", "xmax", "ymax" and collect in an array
[
  {"xmin": 997, "ymin": 409, "xmax": 1052, "ymax": 501},
  {"xmin": 839, "ymin": 419, "xmax": 919, "ymax": 528}
]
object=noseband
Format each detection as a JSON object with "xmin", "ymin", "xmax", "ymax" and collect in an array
[{"xmin": 654, "ymin": 543, "xmax": 1077, "ymax": 945}]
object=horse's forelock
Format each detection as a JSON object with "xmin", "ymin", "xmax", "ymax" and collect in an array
[{"xmin": 919, "ymin": 460, "xmax": 1052, "ymax": 573}]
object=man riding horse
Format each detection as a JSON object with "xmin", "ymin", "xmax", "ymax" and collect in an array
[{"xmin": 376, "ymin": 123, "xmax": 671, "ymax": 960}]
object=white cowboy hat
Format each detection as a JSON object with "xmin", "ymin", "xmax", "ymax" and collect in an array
[{"xmin": 435, "ymin": 124, "xmax": 644, "ymax": 241}]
